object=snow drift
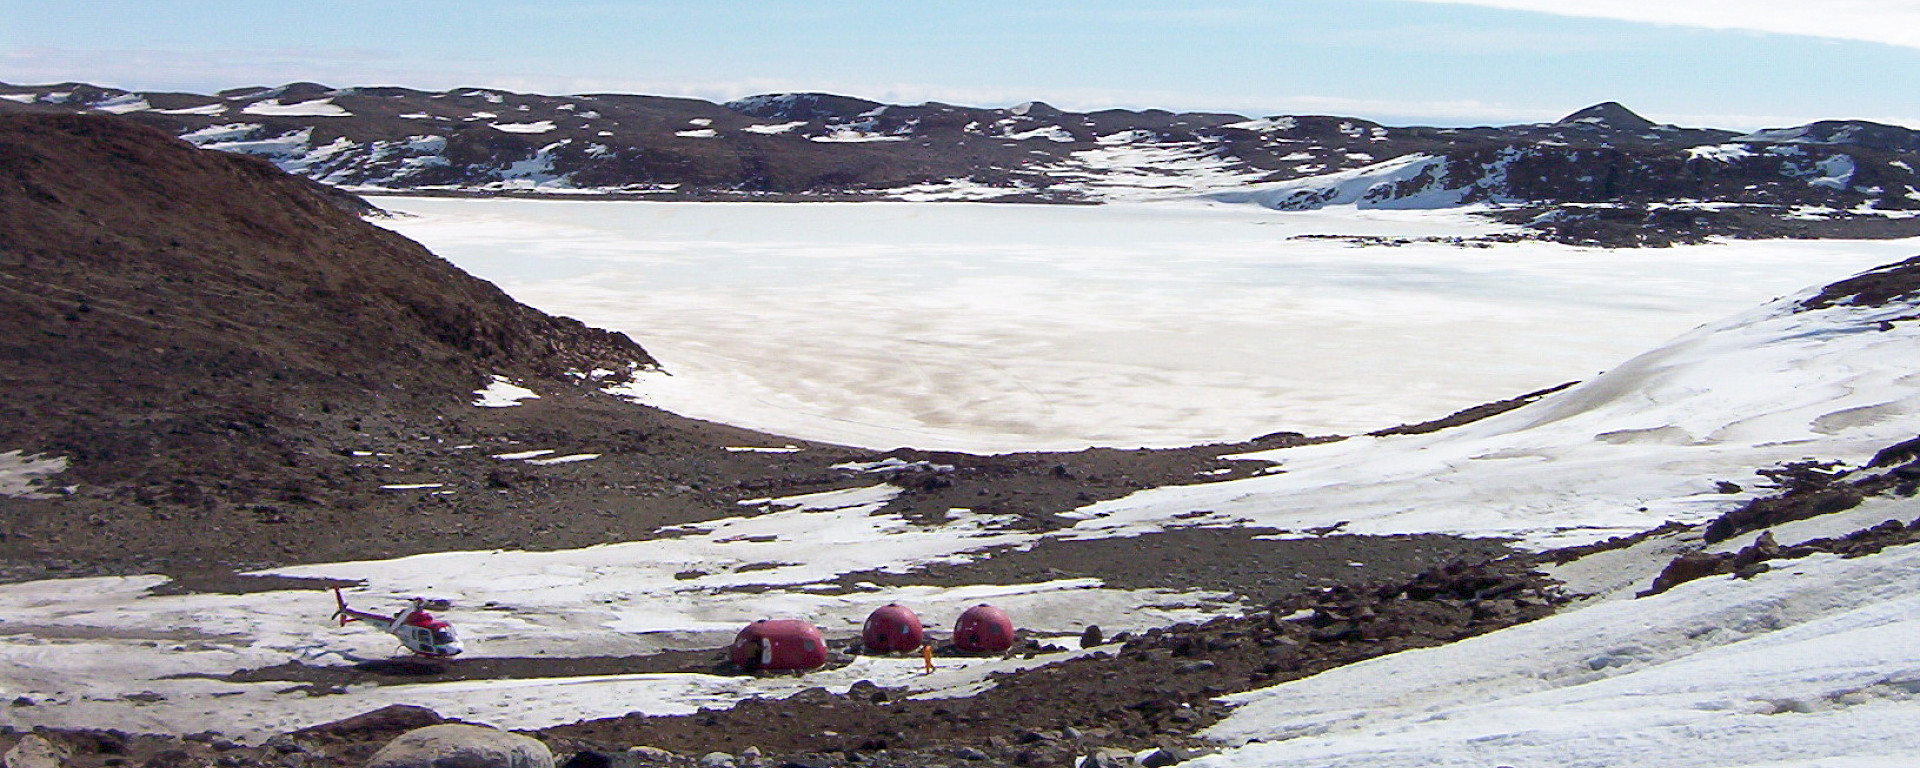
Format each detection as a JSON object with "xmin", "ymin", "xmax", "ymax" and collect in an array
[{"xmin": 1063, "ymin": 257, "xmax": 1920, "ymax": 549}]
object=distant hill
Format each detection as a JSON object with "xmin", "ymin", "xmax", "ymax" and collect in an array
[{"xmin": 5, "ymin": 82, "xmax": 1919, "ymax": 244}]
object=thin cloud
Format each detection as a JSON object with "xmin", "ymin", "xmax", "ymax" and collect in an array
[{"xmin": 1401, "ymin": 0, "xmax": 1920, "ymax": 49}]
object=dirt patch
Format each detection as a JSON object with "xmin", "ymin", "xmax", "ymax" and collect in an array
[
  {"xmin": 833, "ymin": 529, "xmax": 1516, "ymax": 605},
  {"xmin": 186, "ymin": 651, "xmax": 737, "ymax": 694},
  {"xmin": 146, "ymin": 570, "xmax": 361, "ymax": 596}
]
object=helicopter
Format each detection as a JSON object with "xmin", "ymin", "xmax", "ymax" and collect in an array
[{"xmin": 332, "ymin": 588, "xmax": 464, "ymax": 658}]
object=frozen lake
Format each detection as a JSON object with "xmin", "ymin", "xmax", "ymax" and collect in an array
[{"xmin": 374, "ymin": 198, "xmax": 1917, "ymax": 452}]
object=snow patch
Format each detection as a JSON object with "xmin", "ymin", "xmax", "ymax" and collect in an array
[
  {"xmin": 1688, "ymin": 143, "xmax": 1756, "ymax": 162},
  {"xmin": 810, "ymin": 128, "xmax": 908, "ymax": 143},
  {"xmin": 179, "ymin": 123, "xmax": 261, "ymax": 144},
  {"xmin": 1207, "ymin": 154, "xmax": 1473, "ymax": 211},
  {"xmin": 832, "ymin": 458, "xmax": 956, "ymax": 474},
  {"xmin": 489, "ymin": 120, "xmax": 556, "ymax": 134},
  {"xmin": 523, "ymin": 453, "xmax": 600, "ymax": 466},
  {"xmin": 473, "ymin": 375, "xmax": 539, "ymax": 407},
  {"xmin": 743, "ymin": 121, "xmax": 807, "ymax": 135},
  {"xmin": 1199, "ymin": 540, "xmax": 1920, "ymax": 767},
  {"xmin": 88, "ymin": 94, "xmax": 150, "ymax": 114},
  {"xmin": 1001, "ymin": 125, "xmax": 1076, "ymax": 142},
  {"xmin": 1807, "ymin": 155, "xmax": 1860, "ymax": 190},
  {"xmin": 0, "ymin": 451, "xmax": 68, "ymax": 498},
  {"xmin": 153, "ymin": 103, "xmax": 227, "ymax": 116},
  {"xmin": 1224, "ymin": 117, "xmax": 1299, "ymax": 132},
  {"xmin": 240, "ymin": 98, "xmax": 352, "ymax": 117}
]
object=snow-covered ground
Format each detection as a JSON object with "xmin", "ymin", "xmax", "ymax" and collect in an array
[
  {"xmin": 1063, "ymin": 277, "xmax": 1920, "ymax": 549},
  {"xmin": 1200, "ymin": 497, "xmax": 1920, "ymax": 768},
  {"xmin": 0, "ymin": 481, "xmax": 1232, "ymax": 739},
  {"xmin": 7, "ymin": 204, "xmax": 1920, "ymax": 762}
]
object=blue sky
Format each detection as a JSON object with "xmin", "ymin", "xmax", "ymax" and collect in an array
[{"xmin": 4, "ymin": 1, "xmax": 1918, "ymax": 129}]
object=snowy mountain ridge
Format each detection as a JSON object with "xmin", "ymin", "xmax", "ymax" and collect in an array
[{"xmin": 6, "ymin": 81, "xmax": 1920, "ymax": 243}]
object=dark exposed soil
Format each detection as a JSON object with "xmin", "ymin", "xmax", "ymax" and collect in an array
[
  {"xmin": 831, "ymin": 529, "xmax": 1515, "ymax": 606},
  {"xmin": 1801, "ymin": 254, "xmax": 1920, "ymax": 310}
]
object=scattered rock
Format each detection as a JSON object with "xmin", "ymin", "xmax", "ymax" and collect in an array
[
  {"xmin": 1138, "ymin": 747, "xmax": 1201, "ymax": 768},
  {"xmin": 1081, "ymin": 747, "xmax": 1136, "ymax": 768},
  {"xmin": 262, "ymin": 734, "xmax": 309, "ymax": 755},
  {"xmin": 626, "ymin": 747, "xmax": 676, "ymax": 764},
  {"xmin": 141, "ymin": 749, "xmax": 196, "ymax": 768}
]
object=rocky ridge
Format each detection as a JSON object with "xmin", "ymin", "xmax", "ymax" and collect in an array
[{"xmin": 5, "ymin": 84, "xmax": 1920, "ymax": 243}]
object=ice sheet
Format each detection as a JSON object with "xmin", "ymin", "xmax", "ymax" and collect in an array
[{"xmin": 374, "ymin": 199, "xmax": 1917, "ymax": 453}]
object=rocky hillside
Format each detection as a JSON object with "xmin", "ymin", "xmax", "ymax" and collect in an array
[
  {"xmin": 4, "ymin": 83, "xmax": 1919, "ymax": 243},
  {"xmin": 0, "ymin": 114, "xmax": 661, "ymax": 572}
]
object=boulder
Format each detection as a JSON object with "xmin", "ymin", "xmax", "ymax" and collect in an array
[
  {"xmin": 1138, "ymin": 747, "xmax": 1206, "ymax": 768},
  {"xmin": 1079, "ymin": 625, "xmax": 1103, "ymax": 648},
  {"xmin": 625, "ymin": 747, "xmax": 676, "ymax": 765},
  {"xmin": 367, "ymin": 724, "xmax": 553, "ymax": 768},
  {"xmin": 1640, "ymin": 551, "xmax": 1732, "ymax": 596},
  {"xmin": 3, "ymin": 735, "xmax": 67, "ymax": 768}
]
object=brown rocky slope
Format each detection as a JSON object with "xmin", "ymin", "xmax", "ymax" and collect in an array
[{"xmin": 0, "ymin": 114, "xmax": 655, "ymax": 573}]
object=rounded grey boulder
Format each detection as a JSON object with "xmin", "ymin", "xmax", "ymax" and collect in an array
[
  {"xmin": 4, "ymin": 735, "xmax": 69, "ymax": 768},
  {"xmin": 367, "ymin": 724, "xmax": 553, "ymax": 768}
]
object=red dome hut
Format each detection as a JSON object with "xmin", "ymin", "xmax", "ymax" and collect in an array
[
  {"xmin": 729, "ymin": 619, "xmax": 827, "ymax": 671},
  {"xmin": 953, "ymin": 603, "xmax": 1015, "ymax": 653},
  {"xmin": 861, "ymin": 603, "xmax": 924, "ymax": 653}
]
